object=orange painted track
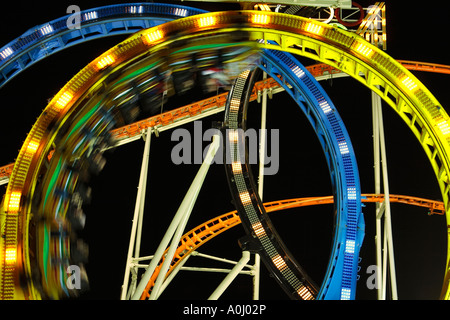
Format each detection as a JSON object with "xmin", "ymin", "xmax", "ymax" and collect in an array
[
  {"xmin": 1, "ymin": 60, "xmax": 449, "ymax": 185},
  {"xmin": 139, "ymin": 193, "xmax": 444, "ymax": 299}
]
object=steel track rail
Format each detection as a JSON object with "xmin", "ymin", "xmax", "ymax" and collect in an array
[{"xmin": 220, "ymin": 48, "xmax": 362, "ymax": 299}]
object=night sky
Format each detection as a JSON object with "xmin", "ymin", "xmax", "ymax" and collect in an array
[{"xmin": 0, "ymin": 1, "xmax": 449, "ymax": 301}]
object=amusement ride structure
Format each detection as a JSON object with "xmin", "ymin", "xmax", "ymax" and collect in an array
[{"xmin": 0, "ymin": 1, "xmax": 449, "ymax": 300}]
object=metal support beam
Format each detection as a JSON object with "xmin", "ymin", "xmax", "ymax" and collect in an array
[
  {"xmin": 208, "ymin": 251, "xmax": 251, "ymax": 300},
  {"xmin": 372, "ymin": 91, "xmax": 398, "ymax": 300},
  {"xmin": 140, "ymin": 250, "xmax": 256, "ymax": 300},
  {"xmin": 121, "ymin": 128, "xmax": 152, "ymax": 300},
  {"xmin": 153, "ymin": 254, "xmax": 192, "ymax": 299},
  {"xmin": 131, "ymin": 133, "xmax": 221, "ymax": 300}
]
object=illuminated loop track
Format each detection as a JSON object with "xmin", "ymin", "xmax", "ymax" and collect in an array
[
  {"xmin": 1, "ymin": 7, "xmax": 365, "ymax": 300},
  {"xmin": 137, "ymin": 49, "xmax": 363, "ymax": 300},
  {"xmin": 1, "ymin": 8, "xmax": 449, "ymax": 299},
  {"xmin": 0, "ymin": 3, "xmax": 207, "ymax": 88},
  {"xmin": 240, "ymin": 11, "xmax": 450, "ymax": 298},
  {"xmin": 0, "ymin": 4, "xmax": 360, "ymax": 300},
  {"xmin": 221, "ymin": 48, "xmax": 362, "ymax": 299}
]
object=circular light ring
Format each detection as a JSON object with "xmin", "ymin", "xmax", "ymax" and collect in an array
[
  {"xmin": 2, "ymin": 10, "xmax": 449, "ymax": 298},
  {"xmin": 335, "ymin": 1, "xmax": 365, "ymax": 27},
  {"xmin": 5, "ymin": 35, "xmax": 261, "ymax": 298},
  {"xmin": 322, "ymin": 7, "xmax": 335, "ymax": 25},
  {"xmin": 9, "ymin": 36, "xmax": 360, "ymax": 299},
  {"xmin": 223, "ymin": 49, "xmax": 362, "ymax": 300}
]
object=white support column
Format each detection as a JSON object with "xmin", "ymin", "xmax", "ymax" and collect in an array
[
  {"xmin": 376, "ymin": 102, "xmax": 398, "ymax": 300},
  {"xmin": 135, "ymin": 131, "xmax": 151, "ymax": 260},
  {"xmin": 372, "ymin": 91, "xmax": 398, "ymax": 300},
  {"xmin": 258, "ymin": 70, "xmax": 268, "ymax": 199},
  {"xmin": 372, "ymin": 91, "xmax": 383, "ymax": 300},
  {"xmin": 208, "ymin": 251, "xmax": 251, "ymax": 300},
  {"xmin": 154, "ymin": 254, "xmax": 192, "ymax": 300},
  {"xmin": 253, "ymin": 253, "xmax": 261, "ymax": 300},
  {"xmin": 131, "ymin": 133, "xmax": 221, "ymax": 300},
  {"xmin": 121, "ymin": 128, "xmax": 152, "ymax": 300}
]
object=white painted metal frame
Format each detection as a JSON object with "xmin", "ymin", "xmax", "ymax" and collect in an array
[
  {"xmin": 124, "ymin": 251, "xmax": 258, "ymax": 300},
  {"xmin": 208, "ymin": 251, "xmax": 251, "ymax": 300},
  {"xmin": 119, "ymin": 75, "xmax": 274, "ymax": 300},
  {"xmin": 121, "ymin": 128, "xmax": 152, "ymax": 300},
  {"xmin": 372, "ymin": 90, "xmax": 398, "ymax": 300},
  {"xmin": 126, "ymin": 132, "xmax": 220, "ymax": 300}
]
